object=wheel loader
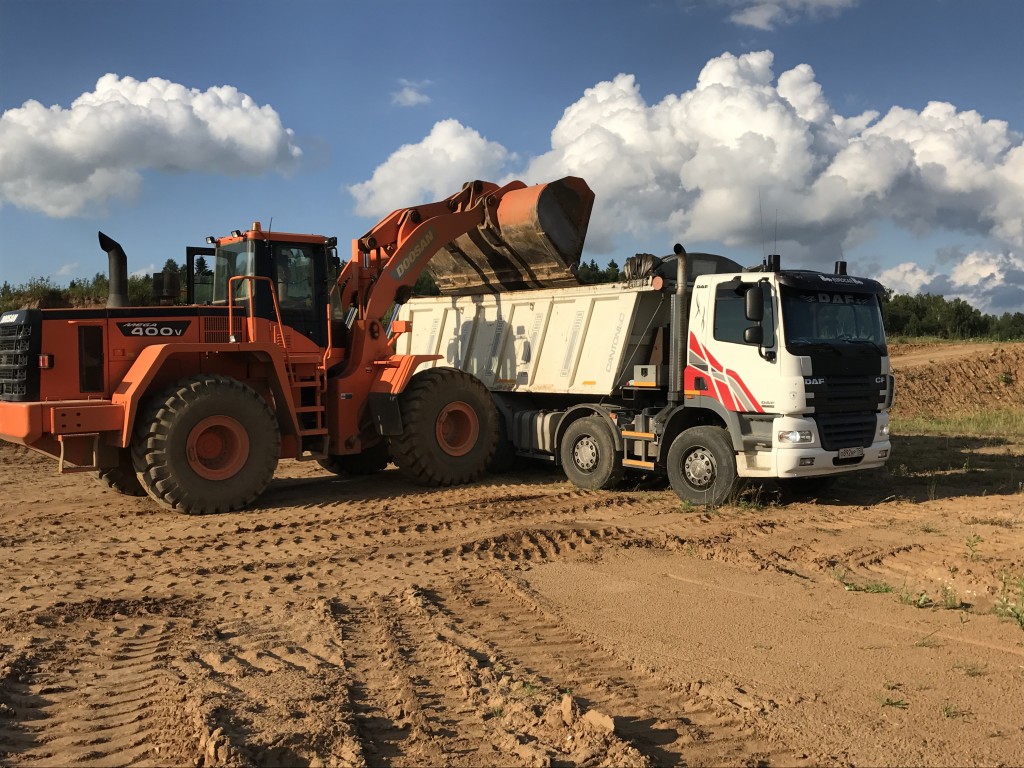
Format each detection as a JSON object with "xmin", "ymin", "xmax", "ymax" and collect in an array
[{"xmin": 0, "ymin": 177, "xmax": 594, "ymax": 514}]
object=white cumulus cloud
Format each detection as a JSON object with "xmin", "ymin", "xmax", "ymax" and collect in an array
[
  {"xmin": 0, "ymin": 74, "xmax": 302, "ymax": 218},
  {"xmin": 391, "ymin": 79, "xmax": 432, "ymax": 107},
  {"xmin": 880, "ymin": 250, "xmax": 1024, "ymax": 314},
  {"xmin": 348, "ymin": 119, "xmax": 513, "ymax": 217},
  {"xmin": 727, "ymin": 0, "xmax": 859, "ymax": 30}
]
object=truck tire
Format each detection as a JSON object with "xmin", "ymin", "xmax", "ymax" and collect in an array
[
  {"xmin": 318, "ymin": 441, "xmax": 390, "ymax": 476},
  {"xmin": 666, "ymin": 426, "xmax": 739, "ymax": 507},
  {"xmin": 388, "ymin": 368, "xmax": 498, "ymax": 486},
  {"xmin": 131, "ymin": 374, "xmax": 280, "ymax": 514},
  {"xmin": 560, "ymin": 415, "xmax": 624, "ymax": 491},
  {"xmin": 97, "ymin": 448, "xmax": 146, "ymax": 496}
]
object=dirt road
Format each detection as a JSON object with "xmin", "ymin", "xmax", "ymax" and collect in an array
[{"xmin": 1, "ymin": 344, "xmax": 1023, "ymax": 767}]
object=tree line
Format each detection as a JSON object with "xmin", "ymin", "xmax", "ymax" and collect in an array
[{"xmin": 2, "ymin": 257, "xmax": 1022, "ymax": 341}]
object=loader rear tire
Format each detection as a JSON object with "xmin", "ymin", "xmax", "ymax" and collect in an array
[
  {"xmin": 97, "ymin": 448, "xmax": 146, "ymax": 497},
  {"xmin": 317, "ymin": 441, "xmax": 390, "ymax": 476},
  {"xmin": 131, "ymin": 375, "xmax": 280, "ymax": 514},
  {"xmin": 388, "ymin": 368, "xmax": 498, "ymax": 486}
]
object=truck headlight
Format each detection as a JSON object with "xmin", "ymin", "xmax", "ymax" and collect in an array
[
  {"xmin": 879, "ymin": 422, "xmax": 890, "ymax": 438},
  {"xmin": 778, "ymin": 430, "xmax": 813, "ymax": 444}
]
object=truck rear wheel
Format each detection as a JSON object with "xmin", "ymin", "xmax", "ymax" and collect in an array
[
  {"xmin": 666, "ymin": 426, "xmax": 739, "ymax": 507},
  {"xmin": 318, "ymin": 441, "xmax": 390, "ymax": 476},
  {"xmin": 97, "ymin": 448, "xmax": 146, "ymax": 497},
  {"xmin": 131, "ymin": 375, "xmax": 280, "ymax": 514},
  {"xmin": 388, "ymin": 368, "xmax": 498, "ymax": 486},
  {"xmin": 560, "ymin": 415, "xmax": 623, "ymax": 491}
]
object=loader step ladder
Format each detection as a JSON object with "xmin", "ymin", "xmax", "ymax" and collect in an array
[{"xmin": 287, "ymin": 362, "xmax": 329, "ymax": 461}]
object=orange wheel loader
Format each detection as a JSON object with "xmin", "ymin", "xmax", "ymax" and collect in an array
[{"xmin": 0, "ymin": 178, "xmax": 594, "ymax": 514}]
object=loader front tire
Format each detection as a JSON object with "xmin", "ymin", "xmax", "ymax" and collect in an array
[
  {"xmin": 389, "ymin": 368, "xmax": 498, "ymax": 486},
  {"xmin": 97, "ymin": 448, "xmax": 146, "ymax": 497},
  {"xmin": 131, "ymin": 375, "xmax": 280, "ymax": 514}
]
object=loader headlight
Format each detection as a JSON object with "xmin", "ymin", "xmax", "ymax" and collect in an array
[{"xmin": 778, "ymin": 430, "xmax": 813, "ymax": 444}]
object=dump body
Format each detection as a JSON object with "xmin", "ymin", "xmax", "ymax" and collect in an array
[{"xmin": 396, "ymin": 282, "xmax": 665, "ymax": 395}]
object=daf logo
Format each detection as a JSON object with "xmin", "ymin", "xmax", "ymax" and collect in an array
[{"xmin": 804, "ymin": 377, "xmax": 825, "ymax": 385}]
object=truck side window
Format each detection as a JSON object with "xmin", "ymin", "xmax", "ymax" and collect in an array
[{"xmin": 713, "ymin": 284, "xmax": 775, "ymax": 345}]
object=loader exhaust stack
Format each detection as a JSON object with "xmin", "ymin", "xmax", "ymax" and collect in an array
[{"xmin": 98, "ymin": 231, "xmax": 129, "ymax": 308}]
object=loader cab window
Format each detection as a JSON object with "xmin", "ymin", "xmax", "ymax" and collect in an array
[
  {"xmin": 714, "ymin": 283, "xmax": 775, "ymax": 346},
  {"xmin": 274, "ymin": 246, "xmax": 315, "ymax": 309},
  {"xmin": 212, "ymin": 240, "xmax": 256, "ymax": 305}
]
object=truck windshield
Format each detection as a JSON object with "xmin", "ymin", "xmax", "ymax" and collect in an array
[
  {"xmin": 780, "ymin": 286, "xmax": 887, "ymax": 353},
  {"xmin": 212, "ymin": 240, "xmax": 256, "ymax": 305}
]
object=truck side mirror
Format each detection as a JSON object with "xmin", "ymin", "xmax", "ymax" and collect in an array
[
  {"xmin": 744, "ymin": 284, "xmax": 764, "ymax": 322},
  {"xmin": 743, "ymin": 326, "xmax": 764, "ymax": 345}
]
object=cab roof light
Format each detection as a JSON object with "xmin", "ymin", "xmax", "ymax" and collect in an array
[
  {"xmin": 205, "ymin": 236, "xmax": 216, "ymax": 244},
  {"xmin": 230, "ymin": 229, "xmax": 243, "ymax": 238}
]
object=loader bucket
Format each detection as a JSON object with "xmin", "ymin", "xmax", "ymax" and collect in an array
[{"xmin": 428, "ymin": 176, "xmax": 594, "ymax": 295}]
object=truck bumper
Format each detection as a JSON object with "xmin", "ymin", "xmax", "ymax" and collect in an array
[{"xmin": 736, "ymin": 413, "xmax": 891, "ymax": 479}]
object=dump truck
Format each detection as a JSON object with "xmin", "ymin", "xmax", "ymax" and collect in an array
[
  {"xmin": 397, "ymin": 247, "xmax": 894, "ymax": 504},
  {"xmin": 0, "ymin": 177, "xmax": 594, "ymax": 514}
]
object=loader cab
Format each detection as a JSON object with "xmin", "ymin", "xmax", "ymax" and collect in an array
[{"xmin": 205, "ymin": 227, "xmax": 334, "ymax": 349}]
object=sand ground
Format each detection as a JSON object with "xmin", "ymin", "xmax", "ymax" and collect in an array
[{"xmin": 1, "ymin": 343, "xmax": 1022, "ymax": 767}]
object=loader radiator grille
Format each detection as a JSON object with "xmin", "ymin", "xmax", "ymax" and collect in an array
[
  {"xmin": 0, "ymin": 310, "xmax": 42, "ymax": 402},
  {"xmin": 202, "ymin": 316, "xmax": 247, "ymax": 344},
  {"xmin": 814, "ymin": 412, "xmax": 877, "ymax": 451}
]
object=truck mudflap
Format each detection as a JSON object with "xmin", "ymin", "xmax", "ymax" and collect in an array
[{"xmin": 427, "ymin": 177, "xmax": 594, "ymax": 295}]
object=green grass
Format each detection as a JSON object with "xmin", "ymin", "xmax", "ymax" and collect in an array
[{"xmin": 891, "ymin": 409, "xmax": 1024, "ymax": 439}]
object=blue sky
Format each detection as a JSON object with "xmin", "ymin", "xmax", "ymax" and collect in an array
[{"xmin": 2, "ymin": 0, "xmax": 1023, "ymax": 313}]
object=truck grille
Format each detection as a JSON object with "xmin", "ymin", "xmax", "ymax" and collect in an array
[
  {"xmin": 814, "ymin": 412, "xmax": 877, "ymax": 451},
  {"xmin": 0, "ymin": 310, "xmax": 41, "ymax": 402},
  {"xmin": 805, "ymin": 375, "xmax": 885, "ymax": 413}
]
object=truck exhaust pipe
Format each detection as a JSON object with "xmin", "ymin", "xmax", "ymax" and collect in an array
[
  {"xmin": 98, "ymin": 231, "xmax": 129, "ymax": 308},
  {"xmin": 669, "ymin": 243, "xmax": 688, "ymax": 403}
]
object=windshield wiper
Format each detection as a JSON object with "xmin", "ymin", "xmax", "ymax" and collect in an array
[
  {"xmin": 787, "ymin": 340, "xmax": 842, "ymax": 355},
  {"xmin": 835, "ymin": 336, "xmax": 886, "ymax": 354}
]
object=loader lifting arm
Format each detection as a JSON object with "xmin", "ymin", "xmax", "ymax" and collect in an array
[{"xmin": 337, "ymin": 176, "xmax": 595, "ymax": 325}]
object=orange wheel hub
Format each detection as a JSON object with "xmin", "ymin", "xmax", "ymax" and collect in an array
[
  {"xmin": 435, "ymin": 401, "xmax": 479, "ymax": 457},
  {"xmin": 186, "ymin": 416, "xmax": 249, "ymax": 480}
]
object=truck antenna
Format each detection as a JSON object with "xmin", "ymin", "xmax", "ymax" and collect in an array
[{"xmin": 758, "ymin": 190, "xmax": 767, "ymax": 267}]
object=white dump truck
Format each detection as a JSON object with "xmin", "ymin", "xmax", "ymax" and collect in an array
[{"xmin": 396, "ymin": 246, "xmax": 893, "ymax": 504}]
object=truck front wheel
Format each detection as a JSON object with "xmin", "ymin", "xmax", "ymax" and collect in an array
[
  {"xmin": 666, "ymin": 426, "xmax": 739, "ymax": 507},
  {"xmin": 131, "ymin": 375, "xmax": 280, "ymax": 514},
  {"xmin": 389, "ymin": 368, "xmax": 498, "ymax": 486},
  {"xmin": 560, "ymin": 415, "xmax": 623, "ymax": 491}
]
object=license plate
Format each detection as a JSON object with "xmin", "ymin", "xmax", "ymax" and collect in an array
[{"xmin": 838, "ymin": 446, "xmax": 864, "ymax": 459}]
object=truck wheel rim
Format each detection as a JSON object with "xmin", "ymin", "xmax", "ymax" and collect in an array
[
  {"xmin": 186, "ymin": 416, "xmax": 249, "ymax": 480},
  {"xmin": 436, "ymin": 402, "xmax": 478, "ymax": 457},
  {"xmin": 573, "ymin": 435, "xmax": 599, "ymax": 472},
  {"xmin": 683, "ymin": 447, "xmax": 716, "ymax": 489}
]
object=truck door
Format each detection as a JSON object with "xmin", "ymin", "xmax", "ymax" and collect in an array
[{"xmin": 692, "ymin": 280, "xmax": 780, "ymax": 415}]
